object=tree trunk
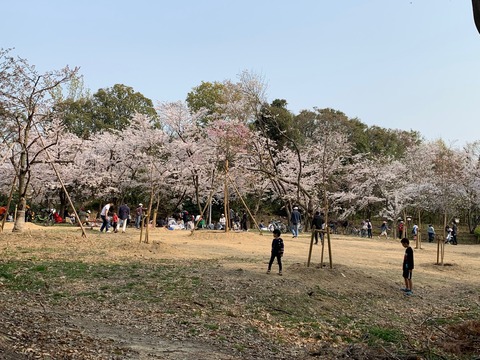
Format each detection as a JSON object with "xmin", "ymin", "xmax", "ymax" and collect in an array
[{"xmin": 12, "ymin": 197, "xmax": 26, "ymax": 232}]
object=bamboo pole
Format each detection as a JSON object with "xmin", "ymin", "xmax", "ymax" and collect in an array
[
  {"xmin": 143, "ymin": 164, "xmax": 156, "ymax": 244},
  {"xmin": 190, "ymin": 185, "xmax": 217, "ymax": 236},
  {"xmin": 226, "ymin": 173, "xmax": 262, "ymax": 235},
  {"xmin": 224, "ymin": 160, "xmax": 229, "ymax": 233}
]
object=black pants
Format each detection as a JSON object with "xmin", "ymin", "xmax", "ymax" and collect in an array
[
  {"xmin": 314, "ymin": 229, "xmax": 324, "ymax": 244},
  {"xmin": 100, "ymin": 215, "xmax": 109, "ymax": 232},
  {"xmin": 268, "ymin": 253, "xmax": 282, "ymax": 272}
]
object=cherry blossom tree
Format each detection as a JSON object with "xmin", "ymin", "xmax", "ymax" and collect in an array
[
  {"xmin": 0, "ymin": 49, "xmax": 79, "ymax": 232},
  {"xmin": 157, "ymin": 101, "xmax": 219, "ymax": 216},
  {"xmin": 457, "ymin": 141, "xmax": 480, "ymax": 233}
]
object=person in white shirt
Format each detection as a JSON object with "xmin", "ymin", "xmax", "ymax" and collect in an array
[
  {"xmin": 100, "ymin": 203, "xmax": 113, "ymax": 232},
  {"xmin": 219, "ymin": 214, "xmax": 226, "ymax": 230}
]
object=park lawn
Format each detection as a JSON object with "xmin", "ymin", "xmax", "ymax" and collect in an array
[{"xmin": 0, "ymin": 223, "xmax": 479, "ymax": 359}]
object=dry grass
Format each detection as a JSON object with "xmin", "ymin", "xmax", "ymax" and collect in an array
[{"xmin": 0, "ymin": 223, "xmax": 479, "ymax": 359}]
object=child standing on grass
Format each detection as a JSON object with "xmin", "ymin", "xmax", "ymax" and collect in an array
[
  {"xmin": 267, "ymin": 229, "xmax": 284, "ymax": 276},
  {"xmin": 112, "ymin": 212, "xmax": 119, "ymax": 233},
  {"xmin": 401, "ymin": 238, "xmax": 414, "ymax": 296}
]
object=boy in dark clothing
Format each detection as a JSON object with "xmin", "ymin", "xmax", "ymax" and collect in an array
[
  {"xmin": 401, "ymin": 238, "xmax": 414, "ymax": 296},
  {"xmin": 311, "ymin": 211, "xmax": 324, "ymax": 245},
  {"xmin": 451, "ymin": 222, "xmax": 458, "ymax": 245},
  {"xmin": 267, "ymin": 229, "xmax": 284, "ymax": 276}
]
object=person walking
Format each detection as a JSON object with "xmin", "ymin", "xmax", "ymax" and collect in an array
[
  {"xmin": 378, "ymin": 221, "xmax": 389, "ymax": 239},
  {"xmin": 311, "ymin": 211, "xmax": 324, "ymax": 245},
  {"xmin": 398, "ymin": 220, "xmax": 404, "ymax": 239},
  {"xmin": 451, "ymin": 222, "xmax": 458, "ymax": 245},
  {"xmin": 241, "ymin": 211, "xmax": 248, "ymax": 231},
  {"xmin": 118, "ymin": 203, "xmax": 130, "ymax": 233},
  {"xmin": 401, "ymin": 238, "xmax": 414, "ymax": 296},
  {"xmin": 366, "ymin": 219, "xmax": 373, "ymax": 238},
  {"xmin": 445, "ymin": 225, "xmax": 453, "ymax": 244},
  {"xmin": 230, "ymin": 208, "xmax": 235, "ymax": 230},
  {"xmin": 99, "ymin": 202, "xmax": 113, "ymax": 233},
  {"xmin": 135, "ymin": 203, "xmax": 145, "ymax": 229},
  {"xmin": 412, "ymin": 224, "xmax": 419, "ymax": 240},
  {"xmin": 266, "ymin": 229, "xmax": 284, "ymax": 276},
  {"xmin": 427, "ymin": 224, "xmax": 435, "ymax": 243},
  {"xmin": 291, "ymin": 207, "xmax": 301, "ymax": 238}
]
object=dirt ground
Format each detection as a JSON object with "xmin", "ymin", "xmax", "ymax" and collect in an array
[{"xmin": 0, "ymin": 222, "xmax": 479, "ymax": 359}]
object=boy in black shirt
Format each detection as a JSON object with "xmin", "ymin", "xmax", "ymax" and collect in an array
[
  {"xmin": 401, "ymin": 238, "xmax": 414, "ymax": 296},
  {"xmin": 267, "ymin": 229, "xmax": 284, "ymax": 276}
]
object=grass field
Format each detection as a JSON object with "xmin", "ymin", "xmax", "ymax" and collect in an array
[{"xmin": 0, "ymin": 223, "xmax": 479, "ymax": 359}]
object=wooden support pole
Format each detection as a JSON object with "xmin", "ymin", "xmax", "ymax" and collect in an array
[
  {"xmin": 226, "ymin": 173, "xmax": 262, "ymax": 235},
  {"xmin": 326, "ymin": 227, "xmax": 333, "ymax": 269},
  {"xmin": 33, "ymin": 124, "xmax": 87, "ymax": 238},
  {"xmin": 190, "ymin": 185, "xmax": 217, "ymax": 236},
  {"xmin": 307, "ymin": 230, "xmax": 315, "ymax": 267}
]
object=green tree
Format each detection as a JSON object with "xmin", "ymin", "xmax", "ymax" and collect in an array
[
  {"xmin": 364, "ymin": 126, "xmax": 422, "ymax": 158},
  {"xmin": 186, "ymin": 81, "xmax": 226, "ymax": 125},
  {"xmin": 92, "ymin": 84, "xmax": 157, "ymax": 131},
  {"xmin": 254, "ymin": 99, "xmax": 296, "ymax": 150},
  {"xmin": 55, "ymin": 97, "xmax": 94, "ymax": 138},
  {"xmin": 295, "ymin": 108, "xmax": 366, "ymax": 151},
  {"xmin": 295, "ymin": 107, "xmax": 421, "ymax": 158},
  {"xmin": 57, "ymin": 84, "xmax": 157, "ymax": 138}
]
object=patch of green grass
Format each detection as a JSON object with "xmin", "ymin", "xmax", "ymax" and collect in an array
[
  {"xmin": 204, "ymin": 323, "xmax": 219, "ymax": 330},
  {"xmin": 367, "ymin": 326, "xmax": 403, "ymax": 345},
  {"xmin": 233, "ymin": 343, "xmax": 246, "ymax": 352}
]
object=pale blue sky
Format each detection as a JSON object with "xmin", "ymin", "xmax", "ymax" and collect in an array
[{"xmin": 2, "ymin": 1, "xmax": 479, "ymax": 146}]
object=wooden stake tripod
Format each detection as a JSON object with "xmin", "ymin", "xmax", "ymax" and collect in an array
[{"xmin": 307, "ymin": 229, "xmax": 333, "ymax": 269}]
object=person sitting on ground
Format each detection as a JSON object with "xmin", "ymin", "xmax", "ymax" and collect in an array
[
  {"xmin": 219, "ymin": 214, "xmax": 226, "ymax": 230},
  {"xmin": 258, "ymin": 221, "xmax": 267, "ymax": 230},
  {"xmin": 78, "ymin": 208, "xmax": 89, "ymax": 226}
]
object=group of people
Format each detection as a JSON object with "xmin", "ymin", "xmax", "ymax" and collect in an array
[
  {"xmin": 215, "ymin": 210, "xmax": 248, "ymax": 231},
  {"xmin": 97, "ymin": 202, "xmax": 144, "ymax": 233}
]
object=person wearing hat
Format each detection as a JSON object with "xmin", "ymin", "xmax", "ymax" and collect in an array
[
  {"xmin": 290, "ymin": 206, "xmax": 301, "ymax": 238},
  {"xmin": 135, "ymin": 203, "xmax": 145, "ymax": 229}
]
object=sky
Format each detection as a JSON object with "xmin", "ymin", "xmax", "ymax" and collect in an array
[{"xmin": 2, "ymin": 0, "xmax": 479, "ymax": 147}]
